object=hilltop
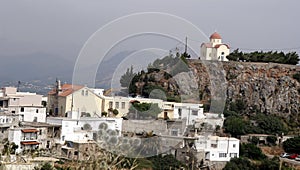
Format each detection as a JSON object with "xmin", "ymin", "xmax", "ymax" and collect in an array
[{"xmin": 127, "ymin": 58, "xmax": 300, "ymax": 132}]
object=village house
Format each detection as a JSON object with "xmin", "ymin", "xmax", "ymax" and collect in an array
[
  {"xmin": 8, "ymin": 126, "xmax": 48, "ymax": 153},
  {"xmin": 47, "ymin": 80, "xmax": 103, "ymax": 117},
  {"xmin": 158, "ymin": 102, "xmax": 205, "ymax": 125},
  {"xmin": 0, "ymin": 112, "xmax": 19, "ymax": 140},
  {"xmin": 0, "ymin": 87, "xmax": 46, "ymax": 123},
  {"xmin": 47, "ymin": 115, "xmax": 122, "ymax": 144},
  {"xmin": 61, "ymin": 140, "xmax": 98, "ymax": 160}
]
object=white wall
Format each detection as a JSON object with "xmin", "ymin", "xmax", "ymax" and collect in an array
[
  {"xmin": 173, "ymin": 103, "xmax": 204, "ymax": 125},
  {"xmin": 47, "ymin": 117, "xmax": 122, "ymax": 144},
  {"xmin": 198, "ymin": 136, "xmax": 239, "ymax": 162}
]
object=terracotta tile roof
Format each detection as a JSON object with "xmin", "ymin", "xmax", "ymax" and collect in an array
[
  {"xmin": 214, "ymin": 44, "xmax": 230, "ymax": 49},
  {"xmin": 48, "ymin": 84, "xmax": 84, "ymax": 97},
  {"xmin": 210, "ymin": 32, "xmax": 222, "ymax": 39},
  {"xmin": 21, "ymin": 129, "xmax": 38, "ymax": 133},
  {"xmin": 21, "ymin": 141, "xmax": 40, "ymax": 145}
]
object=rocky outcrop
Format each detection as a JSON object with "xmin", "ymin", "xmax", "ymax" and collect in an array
[
  {"xmin": 221, "ymin": 61, "xmax": 300, "ymax": 118},
  {"xmin": 136, "ymin": 60, "xmax": 300, "ymax": 120}
]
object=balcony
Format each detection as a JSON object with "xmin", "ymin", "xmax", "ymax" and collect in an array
[{"xmin": 21, "ymin": 129, "xmax": 38, "ymax": 141}]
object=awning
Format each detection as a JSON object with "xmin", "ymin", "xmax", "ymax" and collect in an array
[
  {"xmin": 21, "ymin": 129, "xmax": 38, "ymax": 133},
  {"xmin": 21, "ymin": 141, "xmax": 39, "ymax": 145}
]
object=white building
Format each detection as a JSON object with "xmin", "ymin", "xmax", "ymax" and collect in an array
[
  {"xmin": 8, "ymin": 127, "xmax": 48, "ymax": 153},
  {"xmin": 47, "ymin": 116, "xmax": 122, "ymax": 144},
  {"xmin": 201, "ymin": 32, "xmax": 230, "ymax": 61},
  {"xmin": 159, "ymin": 102, "xmax": 204, "ymax": 125},
  {"xmin": 0, "ymin": 113, "xmax": 19, "ymax": 140},
  {"xmin": 0, "ymin": 87, "xmax": 46, "ymax": 123},
  {"xmin": 195, "ymin": 135, "xmax": 239, "ymax": 162}
]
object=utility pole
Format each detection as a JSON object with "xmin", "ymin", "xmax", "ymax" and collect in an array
[{"xmin": 185, "ymin": 36, "xmax": 188, "ymax": 54}]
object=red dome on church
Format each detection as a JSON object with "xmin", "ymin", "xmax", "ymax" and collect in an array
[{"xmin": 210, "ymin": 32, "xmax": 222, "ymax": 39}]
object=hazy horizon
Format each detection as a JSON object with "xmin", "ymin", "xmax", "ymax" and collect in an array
[{"xmin": 0, "ymin": 0, "xmax": 299, "ymax": 85}]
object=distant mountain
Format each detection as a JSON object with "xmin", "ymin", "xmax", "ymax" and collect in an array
[
  {"xmin": 0, "ymin": 52, "xmax": 74, "ymax": 81},
  {"xmin": 0, "ymin": 51, "xmax": 135, "ymax": 94}
]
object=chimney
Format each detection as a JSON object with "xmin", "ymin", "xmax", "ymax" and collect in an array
[{"xmin": 56, "ymin": 79, "xmax": 62, "ymax": 94}]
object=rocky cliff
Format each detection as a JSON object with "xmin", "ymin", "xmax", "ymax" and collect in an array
[{"xmin": 135, "ymin": 60, "xmax": 300, "ymax": 122}]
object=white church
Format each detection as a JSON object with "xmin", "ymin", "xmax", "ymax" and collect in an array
[{"xmin": 201, "ymin": 32, "xmax": 230, "ymax": 61}]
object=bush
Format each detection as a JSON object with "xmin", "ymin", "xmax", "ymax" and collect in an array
[
  {"xmin": 250, "ymin": 136, "xmax": 259, "ymax": 145},
  {"xmin": 293, "ymin": 73, "xmax": 300, "ymax": 83},
  {"xmin": 224, "ymin": 116, "xmax": 247, "ymax": 137},
  {"xmin": 259, "ymin": 157, "xmax": 279, "ymax": 170},
  {"xmin": 240, "ymin": 143, "xmax": 266, "ymax": 160},
  {"xmin": 266, "ymin": 135, "xmax": 277, "ymax": 146},
  {"xmin": 223, "ymin": 157, "xmax": 257, "ymax": 170},
  {"xmin": 283, "ymin": 136, "xmax": 300, "ymax": 154}
]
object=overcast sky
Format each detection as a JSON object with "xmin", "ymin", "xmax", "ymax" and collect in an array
[{"xmin": 0, "ymin": 0, "xmax": 299, "ymax": 82}]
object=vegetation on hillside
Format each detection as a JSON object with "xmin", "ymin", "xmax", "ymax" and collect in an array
[
  {"xmin": 127, "ymin": 102, "xmax": 162, "ymax": 120},
  {"xmin": 119, "ymin": 52, "xmax": 190, "ymax": 101},
  {"xmin": 223, "ymin": 100, "xmax": 288, "ymax": 137},
  {"xmin": 283, "ymin": 136, "xmax": 300, "ymax": 154},
  {"xmin": 224, "ymin": 143, "xmax": 284, "ymax": 170},
  {"xmin": 227, "ymin": 49, "xmax": 299, "ymax": 65}
]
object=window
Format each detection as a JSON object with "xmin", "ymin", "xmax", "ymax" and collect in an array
[
  {"xmin": 191, "ymin": 110, "xmax": 198, "ymax": 116},
  {"xmin": 115, "ymin": 102, "xmax": 119, "ymax": 109},
  {"xmin": 219, "ymin": 153, "xmax": 227, "ymax": 158},
  {"xmin": 20, "ymin": 107, "xmax": 24, "ymax": 112},
  {"xmin": 233, "ymin": 144, "xmax": 236, "ymax": 148},
  {"xmin": 211, "ymin": 144, "xmax": 217, "ymax": 148},
  {"xmin": 121, "ymin": 102, "xmax": 125, "ymax": 109},
  {"xmin": 178, "ymin": 108, "xmax": 182, "ymax": 119},
  {"xmin": 109, "ymin": 101, "xmax": 113, "ymax": 108},
  {"xmin": 36, "ymin": 109, "xmax": 39, "ymax": 113},
  {"xmin": 81, "ymin": 90, "xmax": 84, "ymax": 96},
  {"xmin": 230, "ymin": 153, "xmax": 238, "ymax": 158},
  {"xmin": 171, "ymin": 129, "xmax": 178, "ymax": 136},
  {"xmin": 62, "ymin": 136, "xmax": 65, "ymax": 141},
  {"xmin": 85, "ymin": 90, "xmax": 88, "ymax": 96},
  {"xmin": 221, "ymin": 52, "xmax": 225, "ymax": 55},
  {"xmin": 33, "ymin": 117, "xmax": 37, "ymax": 122},
  {"xmin": 39, "ymin": 129, "xmax": 42, "ymax": 135}
]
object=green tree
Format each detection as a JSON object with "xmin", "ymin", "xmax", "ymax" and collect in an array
[
  {"xmin": 223, "ymin": 157, "xmax": 257, "ymax": 170},
  {"xmin": 250, "ymin": 136, "xmax": 259, "ymax": 145},
  {"xmin": 283, "ymin": 136, "xmax": 300, "ymax": 153},
  {"xmin": 227, "ymin": 49, "xmax": 299, "ymax": 65},
  {"xmin": 240, "ymin": 143, "xmax": 266, "ymax": 160},
  {"xmin": 266, "ymin": 135, "xmax": 277, "ymax": 146},
  {"xmin": 224, "ymin": 116, "xmax": 247, "ymax": 137},
  {"xmin": 147, "ymin": 154, "xmax": 186, "ymax": 170},
  {"xmin": 259, "ymin": 157, "xmax": 279, "ymax": 170},
  {"xmin": 254, "ymin": 114, "xmax": 287, "ymax": 135},
  {"xmin": 3, "ymin": 142, "xmax": 18, "ymax": 155},
  {"xmin": 112, "ymin": 109, "xmax": 119, "ymax": 116},
  {"xmin": 101, "ymin": 111, "xmax": 107, "ymax": 117},
  {"xmin": 293, "ymin": 73, "xmax": 300, "ymax": 83},
  {"xmin": 120, "ymin": 66, "xmax": 136, "ymax": 88},
  {"xmin": 128, "ymin": 102, "xmax": 162, "ymax": 120}
]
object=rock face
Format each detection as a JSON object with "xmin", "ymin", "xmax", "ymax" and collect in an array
[
  {"xmin": 221, "ymin": 62, "xmax": 299, "ymax": 117},
  {"xmin": 137, "ymin": 60, "xmax": 300, "ymax": 119}
]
